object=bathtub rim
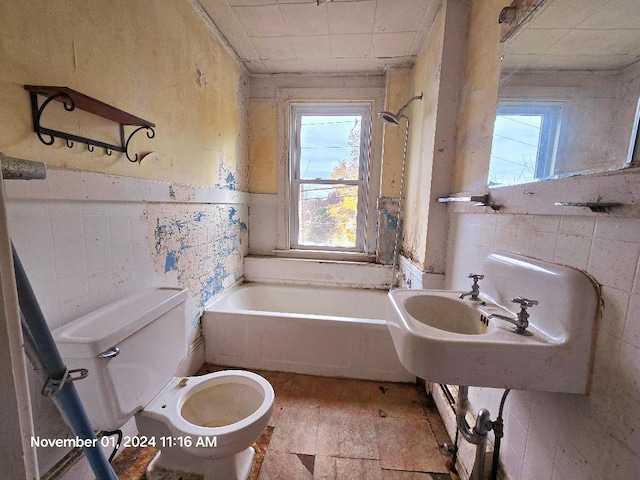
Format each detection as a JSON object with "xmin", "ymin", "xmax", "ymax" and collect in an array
[{"xmin": 204, "ymin": 280, "xmax": 390, "ymax": 323}]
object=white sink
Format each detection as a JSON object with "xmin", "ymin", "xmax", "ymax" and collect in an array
[{"xmin": 385, "ymin": 252, "xmax": 600, "ymax": 394}]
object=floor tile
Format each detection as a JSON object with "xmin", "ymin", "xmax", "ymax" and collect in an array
[
  {"xmin": 317, "ymin": 379, "xmax": 426, "ymax": 418},
  {"xmin": 112, "ymin": 446, "xmax": 158, "ymax": 479},
  {"xmin": 316, "ymin": 408, "xmax": 379, "ymax": 459},
  {"xmin": 375, "ymin": 417, "xmax": 448, "ymax": 473},
  {"xmin": 257, "ymin": 451, "xmax": 314, "ymax": 480},
  {"xmin": 269, "ymin": 405, "xmax": 319, "ymax": 455},
  {"xmin": 314, "ymin": 456, "xmax": 383, "ymax": 480},
  {"xmin": 423, "ymin": 395, "xmax": 451, "ymax": 452},
  {"xmin": 249, "ymin": 426, "xmax": 274, "ymax": 480},
  {"xmin": 114, "ymin": 365, "xmax": 455, "ymax": 480},
  {"xmin": 267, "ymin": 371, "xmax": 325, "ymax": 408}
]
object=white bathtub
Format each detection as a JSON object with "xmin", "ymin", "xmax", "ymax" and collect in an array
[{"xmin": 202, "ymin": 283, "xmax": 414, "ymax": 382}]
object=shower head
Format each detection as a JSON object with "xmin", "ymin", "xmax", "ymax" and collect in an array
[
  {"xmin": 378, "ymin": 111, "xmax": 401, "ymax": 126},
  {"xmin": 378, "ymin": 93, "xmax": 423, "ymax": 126}
]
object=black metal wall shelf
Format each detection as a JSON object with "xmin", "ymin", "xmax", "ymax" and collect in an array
[{"xmin": 24, "ymin": 85, "xmax": 155, "ymax": 162}]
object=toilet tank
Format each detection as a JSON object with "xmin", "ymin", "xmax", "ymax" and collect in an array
[{"xmin": 53, "ymin": 288, "xmax": 189, "ymax": 431}]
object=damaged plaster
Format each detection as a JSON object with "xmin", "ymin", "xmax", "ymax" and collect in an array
[{"xmin": 146, "ymin": 203, "xmax": 248, "ymax": 312}]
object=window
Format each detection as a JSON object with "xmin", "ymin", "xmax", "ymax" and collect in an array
[
  {"xmin": 488, "ymin": 101, "xmax": 563, "ymax": 186},
  {"xmin": 289, "ymin": 103, "xmax": 372, "ymax": 251}
]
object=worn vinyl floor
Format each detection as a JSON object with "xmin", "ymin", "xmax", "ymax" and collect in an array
[{"xmin": 113, "ymin": 364, "xmax": 458, "ymax": 480}]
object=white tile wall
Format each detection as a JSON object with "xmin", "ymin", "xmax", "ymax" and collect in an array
[
  {"xmin": 8, "ymin": 201, "xmax": 155, "ymax": 329},
  {"xmin": 445, "ymin": 212, "xmax": 640, "ymax": 480}
]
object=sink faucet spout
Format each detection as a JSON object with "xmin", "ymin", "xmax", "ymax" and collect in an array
[
  {"xmin": 488, "ymin": 296, "xmax": 538, "ymax": 336},
  {"xmin": 459, "ymin": 273, "xmax": 484, "ymax": 301}
]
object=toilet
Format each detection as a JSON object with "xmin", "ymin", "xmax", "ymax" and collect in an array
[{"xmin": 53, "ymin": 287, "xmax": 274, "ymax": 480}]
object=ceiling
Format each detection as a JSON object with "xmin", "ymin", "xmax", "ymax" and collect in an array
[
  {"xmin": 504, "ymin": 0, "xmax": 640, "ymax": 70},
  {"xmin": 197, "ymin": 0, "xmax": 441, "ymax": 75}
]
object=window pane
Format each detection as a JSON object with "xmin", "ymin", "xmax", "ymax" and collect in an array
[
  {"xmin": 298, "ymin": 183, "xmax": 358, "ymax": 248},
  {"xmin": 489, "ymin": 114, "xmax": 542, "ymax": 186},
  {"xmin": 299, "ymin": 115, "xmax": 361, "ymax": 180}
]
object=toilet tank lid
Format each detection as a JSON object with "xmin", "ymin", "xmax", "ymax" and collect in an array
[{"xmin": 53, "ymin": 288, "xmax": 188, "ymax": 358}]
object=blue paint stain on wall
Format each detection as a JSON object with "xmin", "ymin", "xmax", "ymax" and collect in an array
[
  {"xmin": 200, "ymin": 262, "xmax": 228, "ymax": 306},
  {"xmin": 153, "ymin": 204, "xmax": 248, "ymax": 309},
  {"xmin": 228, "ymin": 207, "xmax": 247, "ymax": 230},
  {"xmin": 165, "ymin": 250, "xmax": 178, "ymax": 272},
  {"xmin": 226, "ymin": 172, "xmax": 237, "ymax": 190},
  {"xmin": 215, "ymin": 162, "xmax": 238, "ymax": 190}
]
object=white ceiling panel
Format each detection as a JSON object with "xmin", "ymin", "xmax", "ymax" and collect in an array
[
  {"xmin": 374, "ymin": 0, "xmax": 430, "ymax": 33},
  {"xmin": 371, "ymin": 32, "xmax": 416, "ymax": 58},
  {"xmin": 280, "ymin": 3, "xmax": 330, "ymax": 36},
  {"xmin": 291, "ymin": 35, "xmax": 333, "ymax": 58},
  {"xmin": 252, "ymin": 36, "xmax": 296, "ymax": 59},
  {"xmin": 198, "ymin": 0, "xmax": 437, "ymax": 74},
  {"xmin": 232, "ymin": 5, "xmax": 288, "ymax": 37},
  {"xmin": 327, "ymin": 1, "xmax": 376, "ymax": 35},
  {"xmin": 505, "ymin": 0, "xmax": 640, "ymax": 71},
  {"xmin": 331, "ymin": 33, "xmax": 372, "ymax": 58}
]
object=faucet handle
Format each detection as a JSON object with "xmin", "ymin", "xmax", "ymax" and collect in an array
[
  {"xmin": 468, "ymin": 273, "xmax": 484, "ymax": 281},
  {"xmin": 511, "ymin": 297, "xmax": 538, "ymax": 308}
]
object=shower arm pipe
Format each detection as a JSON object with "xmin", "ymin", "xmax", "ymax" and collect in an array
[
  {"xmin": 390, "ymin": 115, "xmax": 410, "ymax": 288},
  {"xmin": 12, "ymin": 243, "xmax": 117, "ymax": 480},
  {"xmin": 396, "ymin": 94, "xmax": 423, "ymax": 118}
]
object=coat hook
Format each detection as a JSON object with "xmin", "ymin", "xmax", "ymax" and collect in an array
[
  {"xmin": 87, "ymin": 144, "xmax": 94, "ymax": 152},
  {"xmin": 66, "ymin": 138, "xmax": 74, "ymax": 148},
  {"xmin": 105, "ymin": 148, "xmax": 112, "ymax": 156}
]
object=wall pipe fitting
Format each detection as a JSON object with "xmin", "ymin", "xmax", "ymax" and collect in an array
[
  {"xmin": 456, "ymin": 386, "xmax": 493, "ymax": 480},
  {"xmin": 12, "ymin": 243, "xmax": 117, "ymax": 480}
]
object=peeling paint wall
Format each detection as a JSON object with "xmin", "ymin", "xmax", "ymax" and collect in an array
[
  {"xmin": 401, "ymin": 0, "xmax": 469, "ymax": 275},
  {"xmin": 5, "ymin": 171, "xmax": 248, "ymax": 477},
  {"xmin": 402, "ymin": 9, "xmax": 444, "ymax": 270},
  {"xmin": 452, "ymin": 0, "xmax": 509, "ymax": 192},
  {"xmin": 247, "ymin": 75, "xmax": 385, "ymax": 196},
  {"xmin": 248, "ymin": 99, "xmax": 279, "ymax": 194},
  {"xmin": 0, "ymin": 0, "xmax": 248, "ymax": 188},
  {"xmin": 148, "ymin": 202, "xmax": 248, "ymax": 310},
  {"xmin": 442, "ymin": 2, "xmax": 640, "ymax": 479},
  {"xmin": 246, "ymin": 74, "xmax": 388, "ymax": 259},
  {"xmin": 380, "ymin": 69, "xmax": 413, "ymax": 198},
  {"xmin": 1, "ymin": 1, "xmax": 250, "ymax": 477},
  {"xmin": 375, "ymin": 196, "xmax": 400, "ymax": 265}
]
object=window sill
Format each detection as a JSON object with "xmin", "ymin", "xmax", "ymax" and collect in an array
[{"xmin": 272, "ymin": 249, "xmax": 377, "ymax": 263}]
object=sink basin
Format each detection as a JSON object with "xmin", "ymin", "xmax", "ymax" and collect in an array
[
  {"xmin": 402, "ymin": 292, "xmax": 486, "ymax": 335},
  {"xmin": 385, "ymin": 252, "xmax": 599, "ymax": 394}
]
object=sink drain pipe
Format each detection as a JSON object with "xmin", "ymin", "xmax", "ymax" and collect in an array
[{"xmin": 456, "ymin": 386, "xmax": 493, "ymax": 480}]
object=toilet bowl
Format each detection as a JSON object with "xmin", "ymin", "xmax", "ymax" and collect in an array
[
  {"xmin": 52, "ymin": 288, "xmax": 275, "ymax": 480},
  {"xmin": 136, "ymin": 370, "xmax": 274, "ymax": 480}
]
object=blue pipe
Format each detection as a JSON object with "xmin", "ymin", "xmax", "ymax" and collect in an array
[{"xmin": 12, "ymin": 243, "xmax": 117, "ymax": 480}]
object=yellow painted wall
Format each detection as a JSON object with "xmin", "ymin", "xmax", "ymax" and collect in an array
[
  {"xmin": 401, "ymin": 8, "xmax": 445, "ymax": 269},
  {"xmin": 380, "ymin": 69, "xmax": 412, "ymax": 197},
  {"xmin": 0, "ymin": 0, "xmax": 248, "ymax": 188},
  {"xmin": 452, "ymin": 0, "xmax": 510, "ymax": 192},
  {"xmin": 248, "ymin": 99, "xmax": 278, "ymax": 194}
]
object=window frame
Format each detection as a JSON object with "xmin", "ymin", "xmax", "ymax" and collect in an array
[
  {"xmin": 489, "ymin": 100, "xmax": 563, "ymax": 186},
  {"xmin": 275, "ymin": 88, "xmax": 384, "ymax": 261},
  {"xmin": 289, "ymin": 103, "xmax": 372, "ymax": 252}
]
